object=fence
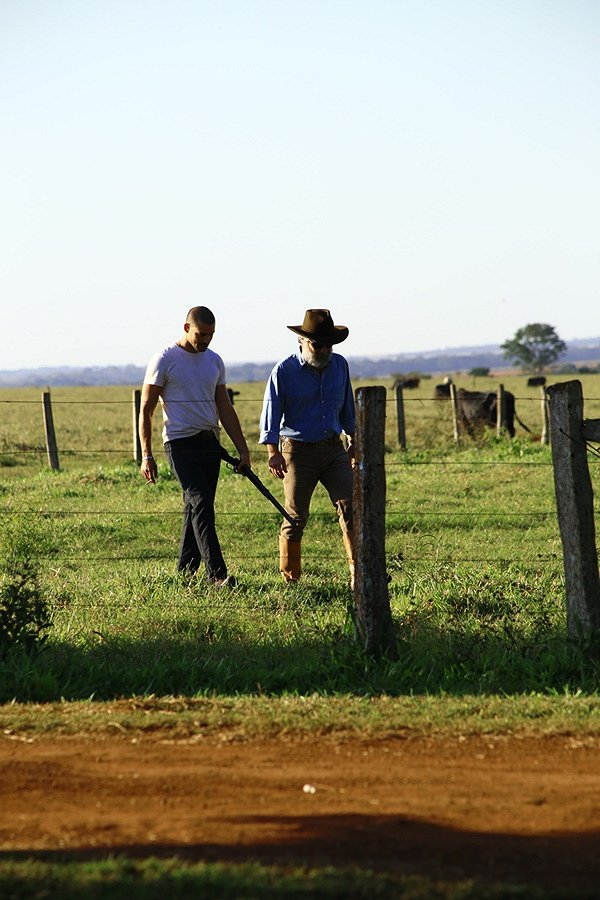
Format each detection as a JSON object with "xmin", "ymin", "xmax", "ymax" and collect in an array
[
  {"xmin": 548, "ymin": 380, "xmax": 600, "ymax": 639},
  {"xmin": 394, "ymin": 381, "xmax": 551, "ymax": 449},
  {"xmin": 0, "ymin": 383, "xmax": 572, "ymax": 468},
  {"xmin": 2, "ymin": 383, "xmax": 600, "ymax": 650}
]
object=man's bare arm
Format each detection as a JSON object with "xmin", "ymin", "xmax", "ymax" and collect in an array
[
  {"xmin": 139, "ymin": 383, "xmax": 162, "ymax": 483},
  {"xmin": 215, "ymin": 384, "xmax": 251, "ymax": 469}
]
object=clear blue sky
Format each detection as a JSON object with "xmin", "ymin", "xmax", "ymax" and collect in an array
[{"xmin": 2, "ymin": 0, "xmax": 599, "ymax": 370}]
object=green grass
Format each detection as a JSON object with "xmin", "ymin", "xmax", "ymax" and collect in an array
[
  {"xmin": 0, "ymin": 858, "xmax": 575, "ymax": 900},
  {"xmin": 0, "ymin": 858, "xmax": 597, "ymax": 900},
  {"xmin": 0, "ymin": 404, "xmax": 599, "ymax": 702},
  {"xmin": 2, "ymin": 556, "xmax": 591, "ymax": 701},
  {"xmin": 1, "ymin": 380, "xmax": 600, "ymax": 705},
  {"xmin": 2, "ymin": 381, "xmax": 600, "ymax": 898},
  {"xmin": 3, "ymin": 693, "xmax": 600, "ymax": 739}
]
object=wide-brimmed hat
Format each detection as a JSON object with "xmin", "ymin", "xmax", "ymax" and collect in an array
[{"xmin": 287, "ymin": 309, "xmax": 349, "ymax": 345}]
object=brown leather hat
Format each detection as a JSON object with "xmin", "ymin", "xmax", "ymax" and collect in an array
[{"xmin": 287, "ymin": 309, "xmax": 349, "ymax": 345}]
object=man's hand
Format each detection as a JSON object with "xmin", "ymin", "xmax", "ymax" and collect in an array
[
  {"xmin": 141, "ymin": 457, "xmax": 158, "ymax": 484},
  {"xmin": 236, "ymin": 449, "xmax": 251, "ymax": 471},
  {"xmin": 268, "ymin": 449, "xmax": 287, "ymax": 479},
  {"xmin": 347, "ymin": 443, "xmax": 356, "ymax": 469}
]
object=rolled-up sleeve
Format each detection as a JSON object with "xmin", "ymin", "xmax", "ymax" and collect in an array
[{"xmin": 259, "ymin": 366, "xmax": 283, "ymax": 444}]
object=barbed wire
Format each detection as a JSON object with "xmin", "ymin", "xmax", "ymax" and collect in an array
[
  {"xmin": 2, "ymin": 394, "xmax": 600, "ymax": 404},
  {"xmin": 31, "ymin": 552, "xmax": 562, "ymax": 564},
  {"xmin": 0, "ymin": 396, "xmax": 593, "ymax": 580},
  {"xmin": 0, "ymin": 447, "xmax": 564, "ymax": 466},
  {"xmin": 0, "ymin": 508, "xmax": 559, "ymax": 518}
]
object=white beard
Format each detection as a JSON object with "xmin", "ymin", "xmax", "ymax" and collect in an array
[{"xmin": 302, "ymin": 345, "xmax": 332, "ymax": 369}]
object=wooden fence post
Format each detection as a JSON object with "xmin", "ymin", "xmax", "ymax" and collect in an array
[
  {"xmin": 395, "ymin": 383, "xmax": 406, "ymax": 451},
  {"xmin": 353, "ymin": 386, "xmax": 395, "ymax": 657},
  {"xmin": 540, "ymin": 385, "xmax": 550, "ymax": 445},
  {"xmin": 449, "ymin": 383, "xmax": 460, "ymax": 445},
  {"xmin": 496, "ymin": 383, "xmax": 506, "ymax": 437},
  {"xmin": 132, "ymin": 389, "xmax": 142, "ymax": 463},
  {"xmin": 547, "ymin": 380, "xmax": 600, "ymax": 638},
  {"xmin": 41, "ymin": 390, "xmax": 60, "ymax": 471}
]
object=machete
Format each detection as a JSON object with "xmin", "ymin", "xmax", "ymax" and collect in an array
[{"xmin": 219, "ymin": 446, "xmax": 298, "ymax": 528}]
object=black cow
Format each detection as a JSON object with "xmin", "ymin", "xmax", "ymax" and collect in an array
[
  {"xmin": 395, "ymin": 377, "xmax": 420, "ymax": 389},
  {"xmin": 227, "ymin": 388, "xmax": 240, "ymax": 405},
  {"xmin": 527, "ymin": 376, "xmax": 546, "ymax": 387},
  {"xmin": 456, "ymin": 388, "xmax": 531, "ymax": 438},
  {"xmin": 433, "ymin": 382, "xmax": 452, "ymax": 399}
]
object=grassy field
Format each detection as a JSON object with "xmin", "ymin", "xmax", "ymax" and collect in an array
[
  {"xmin": 1, "ymin": 374, "xmax": 600, "ymax": 897},
  {"xmin": 1, "ymin": 374, "xmax": 600, "ymax": 702},
  {"xmin": 0, "ymin": 859, "xmax": 568, "ymax": 900}
]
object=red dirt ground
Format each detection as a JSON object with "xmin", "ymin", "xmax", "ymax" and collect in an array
[{"xmin": 2, "ymin": 733, "xmax": 600, "ymax": 892}]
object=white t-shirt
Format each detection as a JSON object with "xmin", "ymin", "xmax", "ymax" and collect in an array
[{"xmin": 143, "ymin": 344, "xmax": 227, "ymax": 443}]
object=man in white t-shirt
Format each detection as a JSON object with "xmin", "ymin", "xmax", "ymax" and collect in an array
[{"xmin": 139, "ymin": 306, "xmax": 250, "ymax": 586}]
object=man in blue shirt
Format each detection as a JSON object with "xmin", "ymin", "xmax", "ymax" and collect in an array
[{"xmin": 259, "ymin": 309, "xmax": 356, "ymax": 584}]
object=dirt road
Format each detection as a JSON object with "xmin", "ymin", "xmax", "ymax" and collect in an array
[{"xmin": 2, "ymin": 732, "xmax": 600, "ymax": 892}]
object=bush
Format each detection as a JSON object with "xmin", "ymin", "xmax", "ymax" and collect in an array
[{"xmin": 0, "ymin": 521, "xmax": 52, "ymax": 658}]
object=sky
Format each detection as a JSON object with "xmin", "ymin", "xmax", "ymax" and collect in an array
[{"xmin": 2, "ymin": 0, "xmax": 599, "ymax": 370}]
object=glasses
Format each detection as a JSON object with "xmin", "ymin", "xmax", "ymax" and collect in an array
[{"xmin": 308, "ymin": 339, "xmax": 332, "ymax": 351}]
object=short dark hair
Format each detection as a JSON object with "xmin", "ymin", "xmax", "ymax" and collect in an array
[{"xmin": 186, "ymin": 306, "xmax": 215, "ymax": 326}]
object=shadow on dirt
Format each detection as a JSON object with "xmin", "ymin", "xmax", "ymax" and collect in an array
[{"xmin": 2, "ymin": 813, "xmax": 600, "ymax": 897}]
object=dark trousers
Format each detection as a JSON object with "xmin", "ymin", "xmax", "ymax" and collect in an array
[{"xmin": 164, "ymin": 431, "xmax": 227, "ymax": 580}]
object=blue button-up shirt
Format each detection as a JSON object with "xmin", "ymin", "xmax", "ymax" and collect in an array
[{"xmin": 259, "ymin": 350, "xmax": 356, "ymax": 444}]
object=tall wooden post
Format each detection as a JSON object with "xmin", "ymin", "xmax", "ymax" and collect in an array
[
  {"xmin": 41, "ymin": 390, "xmax": 60, "ymax": 470},
  {"xmin": 395, "ymin": 383, "xmax": 406, "ymax": 451},
  {"xmin": 496, "ymin": 383, "xmax": 506, "ymax": 437},
  {"xmin": 353, "ymin": 386, "xmax": 395, "ymax": 657},
  {"xmin": 132, "ymin": 389, "xmax": 142, "ymax": 463},
  {"xmin": 449, "ymin": 383, "xmax": 460, "ymax": 445},
  {"xmin": 540, "ymin": 385, "xmax": 550, "ymax": 445},
  {"xmin": 547, "ymin": 380, "xmax": 600, "ymax": 638}
]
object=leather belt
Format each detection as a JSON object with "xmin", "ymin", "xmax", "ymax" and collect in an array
[{"xmin": 284, "ymin": 436, "xmax": 341, "ymax": 448}]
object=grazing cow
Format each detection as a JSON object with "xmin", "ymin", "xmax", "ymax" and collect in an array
[
  {"xmin": 433, "ymin": 381, "xmax": 452, "ymax": 399},
  {"xmin": 433, "ymin": 375, "xmax": 453, "ymax": 399},
  {"xmin": 527, "ymin": 376, "xmax": 546, "ymax": 387},
  {"xmin": 456, "ymin": 388, "xmax": 531, "ymax": 438},
  {"xmin": 227, "ymin": 388, "xmax": 240, "ymax": 405},
  {"xmin": 395, "ymin": 377, "xmax": 420, "ymax": 389}
]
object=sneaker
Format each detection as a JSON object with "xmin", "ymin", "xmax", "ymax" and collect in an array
[{"xmin": 213, "ymin": 575, "xmax": 237, "ymax": 588}]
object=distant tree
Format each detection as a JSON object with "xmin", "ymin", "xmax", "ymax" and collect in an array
[
  {"xmin": 468, "ymin": 367, "xmax": 490, "ymax": 377},
  {"xmin": 501, "ymin": 323, "xmax": 567, "ymax": 373}
]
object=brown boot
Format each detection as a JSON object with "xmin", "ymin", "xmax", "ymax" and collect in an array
[
  {"xmin": 342, "ymin": 532, "xmax": 355, "ymax": 590},
  {"xmin": 279, "ymin": 537, "xmax": 301, "ymax": 582}
]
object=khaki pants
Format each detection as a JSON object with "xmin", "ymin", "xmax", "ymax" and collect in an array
[{"xmin": 280, "ymin": 437, "xmax": 353, "ymax": 542}]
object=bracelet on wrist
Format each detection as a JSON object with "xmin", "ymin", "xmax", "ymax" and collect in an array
[{"xmin": 143, "ymin": 455, "xmax": 154, "ymax": 460}]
